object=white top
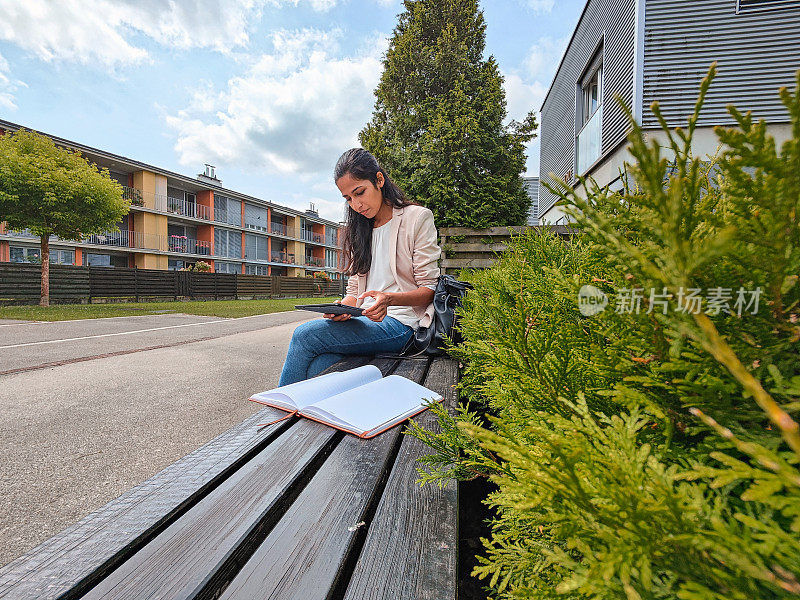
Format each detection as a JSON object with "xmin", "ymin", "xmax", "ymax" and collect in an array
[{"xmin": 361, "ymin": 219, "xmax": 421, "ymax": 328}]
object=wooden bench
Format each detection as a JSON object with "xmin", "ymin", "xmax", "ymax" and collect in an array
[{"xmin": 0, "ymin": 356, "xmax": 459, "ymax": 600}]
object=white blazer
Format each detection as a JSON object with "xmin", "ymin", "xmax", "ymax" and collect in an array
[{"xmin": 345, "ymin": 204, "xmax": 441, "ymax": 328}]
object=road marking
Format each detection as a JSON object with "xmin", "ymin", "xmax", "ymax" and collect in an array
[
  {"xmin": 0, "ymin": 336, "xmax": 219, "ymax": 376},
  {"xmin": 0, "ymin": 312, "xmax": 303, "ymax": 349}
]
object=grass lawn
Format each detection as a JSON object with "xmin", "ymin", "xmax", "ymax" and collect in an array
[{"xmin": 0, "ymin": 297, "xmax": 340, "ymax": 321}]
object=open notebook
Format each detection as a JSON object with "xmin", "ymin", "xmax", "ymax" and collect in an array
[{"xmin": 249, "ymin": 365, "xmax": 442, "ymax": 438}]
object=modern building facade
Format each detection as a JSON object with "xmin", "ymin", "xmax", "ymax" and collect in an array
[
  {"xmin": 0, "ymin": 120, "xmax": 343, "ymax": 278},
  {"xmin": 523, "ymin": 176, "xmax": 540, "ymax": 225},
  {"xmin": 538, "ymin": 0, "xmax": 800, "ymax": 224}
]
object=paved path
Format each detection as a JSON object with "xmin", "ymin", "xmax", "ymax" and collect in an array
[{"xmin": 0, "ymin": 311, "xmax": 315, "ymax": 567}]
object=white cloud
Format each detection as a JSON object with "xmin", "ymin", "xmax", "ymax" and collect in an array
[
  {"xmin": 523, "ymin": 35, "xmax": 570, "ymax": 81},
  {"xmin": 291, "ymin": 193, "xmax": 347, "ymax": 223},
  {"xmin": 0, "ymin": 0, "xmax": 149, "ymax": 67},
  {"xmin": 0, "ymin": 52, "xmax": 25, "ymax": 110},
  {"xmin": 0, "ymin": 0, "xmax": 344, "ymax": 69},
  {"xmin": 501, "ymin": 35, "xmax": 569, "ymax": 176},
  {"xmin": 525, "ymin": 0, "xmax": 555, "ymax": 14},
  {"xmin": 165, "ymin": 28, "xmax": 386, "ymax": 180},
  {"xmin": 504, "ymin": 72, "xmax": 547, "ymax": 122}
]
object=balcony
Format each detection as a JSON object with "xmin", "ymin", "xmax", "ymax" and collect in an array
[
  {"xmin": 5, "ymin": 228, "xmax": 37, "ymax": 239},
  {"xmin": 167, "ymin": 196, "xmax": 211, "ymax": 221},
  {"xmin": 122, "ymin": 186, "xmax": 144, "ymax": 207},
  {"xmin": 168, "ymin": 235, "xmax": 212, "ymax": 256},
  {"xmin": 271, "ymin": 251, "xmax": 295, "ymax": 264},
  {"xmin": 305, "ymin": 256, "xmax": 325, "ymax": 268},
  {"xmin": 302, "ymin": 230, "xmax": 324, "ymax": 244},
  {"xmin": 83, "ymin": 230, "xmax": 165, "ymax": 251}
]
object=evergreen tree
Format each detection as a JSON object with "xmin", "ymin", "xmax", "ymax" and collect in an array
[{"xmin": 360, "ymin": 0, "xmax": 536, "ymax": 228}]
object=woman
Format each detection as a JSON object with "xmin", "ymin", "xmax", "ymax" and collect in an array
[{"xmin": 278, "ymin": 148, "xmax": 441, "ymax": 385}]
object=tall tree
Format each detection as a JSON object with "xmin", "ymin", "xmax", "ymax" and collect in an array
[
  {"xmin": 360, "ymin": 0, "xmax": 536, "ymax": 228},
  {"xmin": 0, "ymin": 129, "xmax": 129, "ymax": 306}
]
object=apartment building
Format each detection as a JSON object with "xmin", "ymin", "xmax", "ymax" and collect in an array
[
  {"xmin": 523, "ymin": 176, "xmax": 540, "ymax": 225},
  {"xmin": 0, "ymin": 119, "xmax": 343, "ymax": 278},
  {"xmin": 538, "ymin": 0, "xmax": 800, "ymax": 224}
]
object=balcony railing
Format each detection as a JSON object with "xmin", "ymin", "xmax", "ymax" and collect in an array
[
  {"xmin": 168, "ymin": 235, "xmax": 212, "ymax": 256},
  {"xmin": 122, "ymin": 186, "xmax": 213, "ymax": 221},
  {"xmin": 83, "ymin": 230, "xmax": 167, "ymax": 251},
  {"xmin": 326, "ymin": 234, "xmax": 338, "ymax": 246},
  {"xmin": 123, "ymin": 186, "xmax": 144, "ymax": 207},
  {"xmin": 167, "ymin": 196, "xmax": 211, "ymax": 221},
  {"xmin": 271, "ymin": 251, "xmax": 296, "ymax": 264},
  {"xmin": 302, "ymin": 230, "xmax": 324, "ymax": 244},
  {"xmin": 304, "ymin": 256, "xmax": 325, "ymax": 267},
  {"xmin": 5, "ymin": 228, "xmax": 37, "ymax": 239},
  {"xmin": 577, "ymin": 105, "xmax": 602, "ymax": 175}
]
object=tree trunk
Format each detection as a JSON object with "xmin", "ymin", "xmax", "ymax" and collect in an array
[{"xmin": 40, "ymin": 234, "xmax": 50, "ymax": 307}]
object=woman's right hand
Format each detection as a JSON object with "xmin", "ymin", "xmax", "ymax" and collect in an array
[{"xmin": 324, "ymin": 296, "xmax": 358, "ymax": 321}]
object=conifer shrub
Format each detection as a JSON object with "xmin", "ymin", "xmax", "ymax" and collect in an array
[{"xmin": 408, "ymin": 66, "xmax": 800, "ymax": 598}]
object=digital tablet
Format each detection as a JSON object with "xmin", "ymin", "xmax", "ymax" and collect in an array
[{"xmin": 295, "ymin": 303, "xmax": 364, "ymax": 317}]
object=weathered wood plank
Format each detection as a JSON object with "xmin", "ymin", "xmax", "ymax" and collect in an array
[
  {"xmin": 342, "ymin": 357, "xmax": 459, "ymax": 600},
  {"xmin": 0, "ymin": 405, "xmax": 296, "ymax": 600},
  {"xmin": 446, "ymin": 242, "xmax": 508, "ymax": 252},
  {"xmin": 217, "ymin": 358, "xmax": 430, "ymax": 600},
  {"xmin": 81, "ymin": 420, "xmax": 340, "ymax": 600},
  {"xmin": 440, "ymin": 224, "xmax": 574, "ymax": 236},
  {"xmin": 441, "ymin": 258, "xmax": 498, "ymax": 268}
]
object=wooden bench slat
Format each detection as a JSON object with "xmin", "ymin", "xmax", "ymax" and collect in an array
[
  {"xmin": 0, "ymin": 407, "xmax": 294, "ymax": 600},
  {"xmin": 342, "ymin": 357, "xmax": 459, "ymax": 600},
  {"xmin": 81, "ymin": 419, "xmax": 340, "ymax": 600},
  {"xmin": 217, "ymin": 358, "xmax": 430, "ymax": 600}
]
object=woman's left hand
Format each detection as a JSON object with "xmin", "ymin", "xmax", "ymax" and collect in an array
[{"xmin": 359, "ymin": 290, "xmax": 392, "ymax": 322}]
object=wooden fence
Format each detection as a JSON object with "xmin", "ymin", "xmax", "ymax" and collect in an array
[
  {"xmin": 0, "ymin": 263, "xmax": 345, "ymax": 304},
  {"xmin": 439, "ymin": 225, "xmax": 574, "ymax": 274}
]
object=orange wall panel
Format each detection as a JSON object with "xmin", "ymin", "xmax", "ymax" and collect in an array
[{"xmin": 0, "ymin": 240, "xmax": 9, "ymax": 262}]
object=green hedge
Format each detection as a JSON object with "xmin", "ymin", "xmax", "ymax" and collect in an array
[{"xmin": 409, "ymin": 66, "xmax": 800, "ymax": 598}]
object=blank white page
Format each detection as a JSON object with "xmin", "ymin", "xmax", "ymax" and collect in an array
[
  {"xmin": 250, "ymin": 365, "xmax": 382, "ymax": 410},
  {"xmin": 301, "ymin": 375, "xmax": 442, "ymax": 435}
]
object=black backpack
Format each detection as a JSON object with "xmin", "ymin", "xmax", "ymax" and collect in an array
[{"xmin": 402, "ymin": 274, "xmax": 473, "ymax": 356}]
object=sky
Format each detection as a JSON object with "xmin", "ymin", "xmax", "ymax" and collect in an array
[{"xmin": 0, "ymin": 0, "xmax": 585, "ymax": 223}]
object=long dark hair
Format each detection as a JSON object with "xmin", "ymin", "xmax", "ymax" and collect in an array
[{"xmin": 334, "ymin": 148, "xmax": 412, "ymax": 276}]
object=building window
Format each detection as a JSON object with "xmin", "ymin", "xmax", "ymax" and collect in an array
[
  {"xmin": 214, "ymin": 228, "xmax": 242, "ymax": 259},
  {"xmin": 10, "ymin": 246, "xmax": 38, "ymax": 263},
  {"xmin": 168, "ymin": 259, "xmax": 187, "ymax": 271},
  {"xmin": 244, "ymin": 204, "xmax": 268, "ymax": 231},
  {"xmin": 245, "ymin": 263, "xmax": 269, "ymax": 275},
  {"xmin": 9, "ymin": 246, "xmax": 74, "ymax": 264},
  {"xmin": 244, "ymin": 233, "xmax": 268, "ymax": 261},
  {"xmin": 326, "ymin": 248, "xmax": 338, "ymax": 269},
  {"xmin": 576, "ymin": 49, "xmax": 603, "ymax": 175},
  {"xmin": 215, "ymin": 261, "xmax": 241, "ymax": 274},
  {"xmin": 84, "ymin": 253, "xmax": 128, "ymax": 268}
]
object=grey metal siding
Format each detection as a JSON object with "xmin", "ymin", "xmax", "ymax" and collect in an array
[
  {"xmin": 643, "ymin": 0, "xmax": 800, "ymax": 128},
  {"xmin": 539, "ymin": 0, "xmax": 637, "ymax": 216}
]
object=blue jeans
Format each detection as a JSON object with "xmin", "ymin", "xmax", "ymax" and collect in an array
[{"xmin": 278, "ymin": 316, "xmax": 414, "ymax": 386}]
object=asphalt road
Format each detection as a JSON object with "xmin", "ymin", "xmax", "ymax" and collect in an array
[{"xmin": 0, "ymin": 311, "xmax": 315, "ymax": 568}]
